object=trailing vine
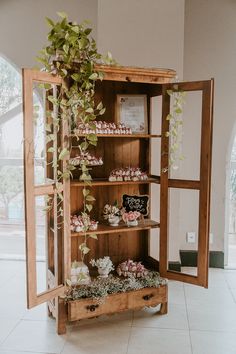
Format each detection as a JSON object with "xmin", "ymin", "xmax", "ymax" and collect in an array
[
  {"xmin": 37, "ymin": 12, "xmax": 116, "ymax": 259},
  {"xmin": 163, "ymin": 84, "xmax": 186, "ymax": 172}
]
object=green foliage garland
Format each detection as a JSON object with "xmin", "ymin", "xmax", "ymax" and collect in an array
[
  {"xmin": 38, "ymin": 12, "xmax": 116, "ymax": 259},
  {"xmin": 163, "ymin": 85, "xmax": 186, "ymax": 172}
]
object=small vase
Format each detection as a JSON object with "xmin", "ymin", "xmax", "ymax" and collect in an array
[
  {"xmin": 98, "ymin": 267, "xmax": 109, "ymax": 278},
  {"xmin": 108, "ymin": 215, "xmax": 120, "ymax": 226},
  {"xmin": 127, "ymin": 219, "xmax": 138, "ymax": 227}
]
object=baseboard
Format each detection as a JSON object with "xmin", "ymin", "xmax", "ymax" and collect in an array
[
  {"xmin": 180, "ymin": 250, "xmax": 224, "ymax": 269},
  {"xmin": 168, "ymin": 261, "xmax": 181, "ymax": 272}
]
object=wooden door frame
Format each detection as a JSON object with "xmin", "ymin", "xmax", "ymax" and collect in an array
[
  {"xmin": 159, "ymin": 79, "xmax": 214, "ymax": 287},
  {"xmin": 23, "ymin": 69, "xmax": 70, "ymax": 308}
]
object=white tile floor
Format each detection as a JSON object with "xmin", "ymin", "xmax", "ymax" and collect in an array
[{"xmin": 0, "ymin": 261, "xmax": 236, "ymax": 354}]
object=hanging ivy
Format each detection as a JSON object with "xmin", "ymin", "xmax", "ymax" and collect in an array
[
  {"xmin": 163, "ymin": 84, "xmax": 186, "ymax": 172},
  {"xmin": 37, "ymin": 12, "xmax": 116, "ymax": 259}
]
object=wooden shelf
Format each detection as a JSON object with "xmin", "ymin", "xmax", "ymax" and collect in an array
[
  {"xmin": 72, "ymin": 133, "xmax": 161, "ymax": 140},
  {"xmin": 70, "ymin": 177, "xmax": 160, "ymax": 187},
  {"xmin": 71, "ymin": 219, "xmax": 160, "ymax": 237}
]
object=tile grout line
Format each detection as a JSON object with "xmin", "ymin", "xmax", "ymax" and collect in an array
[
  {"xmin": 223, "ymin": 271, "xmax": 236, "ymax": 304},
  {"xmin": 0, "ymin": 318, "xmax": 22, "ymax": 348},
  {"xmin": 183, "ymin": 283, "xmax": 194, "ymax": 354},
  {"xmin": 125, "ymin": 311, "xmax": 134, "ymax": 354}
]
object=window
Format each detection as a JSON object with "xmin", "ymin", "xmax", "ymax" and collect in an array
[{"xmin": 0, "ymin": 56, "xmax": 45, "ymax": 259}]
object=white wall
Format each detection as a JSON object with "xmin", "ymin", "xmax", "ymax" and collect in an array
[
  {"xmin": 183, "ymin": 0, "xmax": 236, "ymax": 258},
  {"xmin": 0, "ymin": 0, "xmax": 98, "ymax": 68},
  {"xmin": 97, "ymin": 0, "xmax": 185, "ymax": 76}
]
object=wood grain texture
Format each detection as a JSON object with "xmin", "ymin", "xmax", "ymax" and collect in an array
[
  {"xmin": 94, "ymin": 64, "xmax": 176, "ymax": 84},
  {"xmin": 159, "ymin": 80, "xmax": 214, "ymax": 288},
  {"xmin": 71, "ymin": 220, "xmax": 160, "ymax": 237},
  {"xmin": 23, "ymin": 69, "xmax": 67, "ymax": 309},
  {"xmin": 68, "ymin": 285, "xmax": 167, "ymax": 321}
]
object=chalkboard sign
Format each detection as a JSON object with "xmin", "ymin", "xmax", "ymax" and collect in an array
[{"xmin": 122, "ymin": 194, "xmax": 149, "ymax": 216}]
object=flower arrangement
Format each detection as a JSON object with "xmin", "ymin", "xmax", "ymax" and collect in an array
[
  {"xmin": 117, "ymin": 260, "xmax": 148, "ymax": 278},
  {"xmin": 65, "ymin": 272, "xmax": 167, "ymax": 302},
  {"xmin": 103, "ymin": 202, "xmax": 123, "ymax": 226},
  {"xmin": 109, "ymin": 167, "xmax": 148, "ymax": 182},
  {"xmin": 122, "ymin": 211, "xmax": 141, "ymax": 226},
  {"xmin": 103, "ymin": 203, "xmax": 122, "ymax": 219},
  {"xmin": 70, "ymin": 214, "xmax": 98, "ymax": 232},
  {"xmin": 90, "ymin": 256, "xmax": 114, "ymax": 278},
  {"xmin": 70, "ymin": 261, "xmax": 91, "ymax": 285}
]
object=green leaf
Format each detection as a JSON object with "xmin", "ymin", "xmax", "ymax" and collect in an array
[
  {"xmin": 99, "ymin": 107, "xmax": 106, "ymax": 115},
  {"xmin": 47, "ymin": 147, "xmax": 55, "ymax": 153},
  {"xmin": 48, "ymin": 96, "xmax": 58, "ymax": 105},
  {"xmin": 58, "ymin": 193, "xmax": 64, "ymax": 201},
  {"xmin": 175, "ymin": 108, "xmax": 182, "ymax": 114},
  {"xmin": 87, "ymin": 133, "xmax": 97, "ymax": 142},
  {"xmin": 80, "ymin": 172, "xmax": 92, "ymax": 181},
  {"xmin": 88, "ymin": 234, "xmax": 97, "ymax": 239},
  {"xmin": 89, "ymin": 73, "xmax": 98, "ymax": 80},
  {"xmin": 71, "ymin": 26, "xmax": 79, "ymax": 33},
  {"xmin": 97, "ymin": 101, "xmax": 103, "ymax": 110},
  {"xmin": 57, "ymin": 11, "xmax": 68, "ymax": 18},
  {"xmin": 89, "ymin": 140, "xmax": 97, "ymax": 146},
  {"xmin": 86, "ymin": 195, "xmax": 95, "ymax": 202},
  {"xmin": 45, "ymin": 17, "xmax": 54, "ymax": 27},
  {"xmin": 89, "ymin": 123, "xmax": 96, "ymax": 131},
  {"xmin": 167, "ymin": 89, "xmax": 173, "ymax": 96},
  {"xmin": 59, "ymin": 148, "xmax": 70, "ymax": 160},
  {"xmin": 63, "ymin": 44, "xmax": 69, "ymax": 54},
  {"xmin": 61, "ymin": 68, "xmax": 67, "ymax": 76},
  {"xmin": 85, "ymin": 107, "xmax": 93, "ymax": 113},
  {"xmin": 79, "ymin": 243, "xmax": 90, "ymax": 254},
  {"xmin": 82, "ymin": 189, "xmax": 90, "ymax": 197},
  {"xmin": 78, "ymin": 37, "xmax": 87, "ymax": 49},
  {"xmin": 61, "ymin": 171, "xmax": 70, "ymax": 179},
  {"xmin": 86, "ymin": 204, "xmax": 93, "ymax": 212},
  {"xmin": 71, "ymin": 73, "xmax": 80, "ymax": 81},
  {"xmin": 44, "ymin": 83, "xmax": 52, "ymax": 90}
]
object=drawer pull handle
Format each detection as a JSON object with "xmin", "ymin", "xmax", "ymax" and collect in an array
[
  {"xmin": 86, "ymin": 304, "xmax": 99, "ymax": 312},
  {"xmin": 143, "ymin": 294, "xmax": 154, "ymax": 301}
]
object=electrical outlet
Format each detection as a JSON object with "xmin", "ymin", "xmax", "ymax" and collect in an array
[
  {"xmin": 210, "ymin": 233, "xmax": 213, "ymax": 244},
  {"xmin": 186, "ymin": 232, "xmax": 196, "ymax": 243}
]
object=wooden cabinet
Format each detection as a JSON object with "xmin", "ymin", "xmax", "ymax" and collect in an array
[{"xmin": 23, "ymin": 65, "xmax": 213, "ymax": 334}]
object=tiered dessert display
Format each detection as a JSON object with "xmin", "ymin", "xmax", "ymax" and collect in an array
[
  {"xmin": 108, "ymin": 167, "xmax": 148, "ymax": 182},
  {"xmin": 76, "ymin": 121, "xmax": 132, "ymax": 135},
  {"xmin": 70, "ymin": 152, "xmax": 103, "ymax": 167}
]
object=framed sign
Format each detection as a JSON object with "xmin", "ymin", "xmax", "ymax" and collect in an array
[
  {"xmin": 122, "ymin": 194, "xmax": 149, "ymax": 216},
  {"xmin": 116, "ymin": 94, "xmax": 148, "ymax": 134}
]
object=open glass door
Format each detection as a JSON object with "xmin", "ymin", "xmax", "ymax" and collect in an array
[
  {"xmin": 23, "ymin": 69, "xmax": 70, "ymax": 308},
  {"xmin": 159, "ymin": 79, "xmax": 214, "ymax": 287}
]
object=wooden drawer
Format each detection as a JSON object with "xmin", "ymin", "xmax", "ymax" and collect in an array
[
  {"xmin": 68, "ymin": 292, "xmax": 128, "ymax": 321},
  {"xmin": 67, "ymin": 285, "xmax": 167, "ymax": 322},
  {"xmin": 128, "ymin": 286, "xmax": 167, "ymax": 309}
]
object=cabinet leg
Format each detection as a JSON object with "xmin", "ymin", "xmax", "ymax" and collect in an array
[
  {"xmin": 159, "ymin": 301, "xmax": 168, "ymax": 315},
  {"xmin": 56, "ymin": 297, "xmax": 67, "ymax": 335}
]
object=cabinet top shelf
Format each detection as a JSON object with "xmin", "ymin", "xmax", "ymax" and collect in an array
[
  {"xmin": 94, "ymin": 64, "xmax": 176, "ymax": 84},
  {"xmin": 71, "ymin": 219, "xmax": 160, "ymax": 237}
]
